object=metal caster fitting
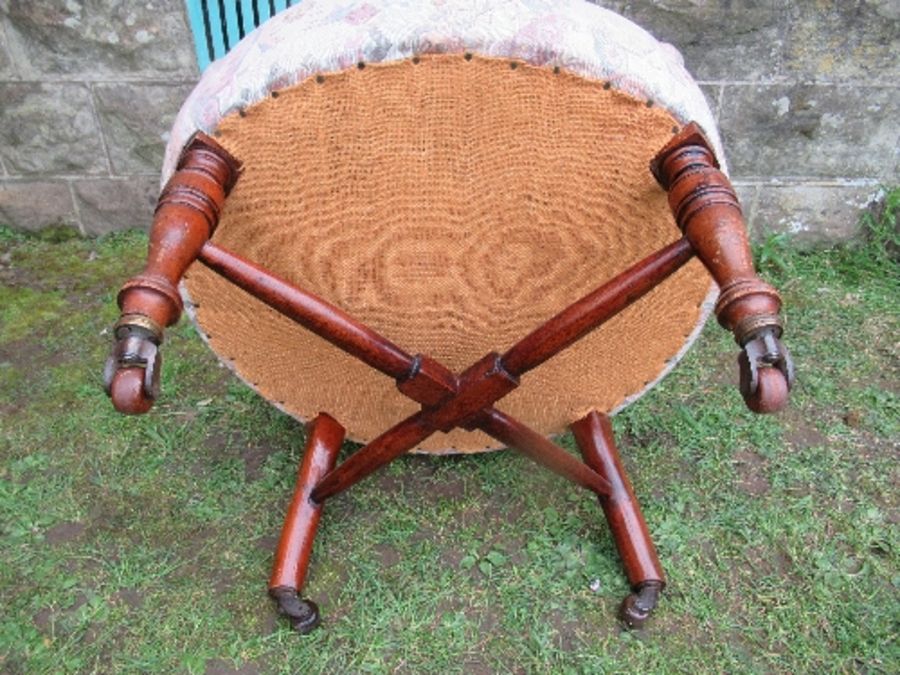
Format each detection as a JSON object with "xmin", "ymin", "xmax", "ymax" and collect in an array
[
  {"xmin": 271, "ymin": 587, "xmax": 321, "ymax": 634},
  {"xmin": 618, "ymin": 581, "xmax": 662, "ymax": 629}
]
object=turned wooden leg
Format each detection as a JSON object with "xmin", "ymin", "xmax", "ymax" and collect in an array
[
  {"xmin": 269, "ymin": 413, "xmax": 345, "ymax": 633},
  {"xmin": 651, "ymin": 123, "xmax": 794, "ymax": 413},
  {"xmin": 571, "ymin": 411, "xmax": 665, "ymax": 629},
  {"xmin": 103, "ymin": 133, "xmax": 241, "ymax": 414}
]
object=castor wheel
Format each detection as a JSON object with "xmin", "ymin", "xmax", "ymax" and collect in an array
[
  {"xmin": 270, "ymin": 587, "xmax": 322, "ymax": 634},
  {"xmin": 618, "ymin": 581, "xmax": 662, "ymax": 629}
]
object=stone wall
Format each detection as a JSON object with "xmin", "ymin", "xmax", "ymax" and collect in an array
[
  {"xmin": 0, "ymin": 0, "xmax": 198, "ymax": 236},
  {"xmin": 0, "ymin": 1, "xmax": 897, "ymax": 244}
]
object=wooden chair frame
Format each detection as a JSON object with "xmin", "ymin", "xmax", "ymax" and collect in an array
[{"xmin": 104, "ymin": 123, "xmax": 793, "ymax": 631}]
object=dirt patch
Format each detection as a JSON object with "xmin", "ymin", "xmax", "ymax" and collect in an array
[
  {"xmin": 62, "ymin": 556, "xmax": 102, "ymax": 580},
  {"xmin": 213, "ymin": 572, "xmax": 238, "ymax": 597},
  {"xmin": 783, "ymin": 413, "xmax": 829, "ymax": 449},
  {"xmin": 31, "ymin": 606, "xmax": 54, "ymax": 633},
  {"xmin": 190, "ymin": 430, "xmax": 232, "ymax": 477},
  {"xmin": 0, "ymin": 338, "xmax": 49, "ymax": 368},
  {"xmin": 0, "ymin": 258, "xmax": 29, "ymax": 288},
  {"xmin": 240, "ymin": 442, "xmax": 278, "ymax": 482},
  {"xmin": 368, "ymin": 456, "xmax": 450, "ymax": 498},
  {"xmin": 438, "ymin": 545, "xmax": 465, "ymax": 569},
  {"xmin": 374, "ymin": 543, "xmax": 401, "ymax": 567},
  {"xmin": 500, "ymin": 501, "xmax": 526, "ymax": 526},
  {"xmin": 432, "ymin": 595, "xmax": 463, "ymax": 622},
  {"xmin": 458, "ymin": 661, "xmax": 496, "ymax": 675},
  {"xmin": 742, "ymin": 545, "xmax": 794, "ymax": 578},
  {"xmin": 645, "ymin": 608, "xmax": 710, "ymax": 646},
  {"xmin": 842, "ymin": 409, "xmax": 865, "ymax": 429},
  {"xmin": 32, "ymin": 592, "xmax": 89, "ymax": 634},
  {"xmin": 426, "ymin": 477, "xmax": 466, "ymax": 500},
  {"xmin": 112, "ymin": 587, "xmax": 144, "ymax": 610},
  {"xmin": 44, "ymin": 521, "xmax": 86, "ymax": 546},
  {"xmin": 409, "ymin": 524, "xmax": 438, "ymax": 545},
  {"xmin": 0, "ymin": 400, "xmax": 25, "ymax": 416},
  {"xmin": 173, "ymin": 558, "xmax": 237, "ymax": 598},
  {"xmin": 204, "ymin": 657, "xmax": 263, "ymax": 675},
  {"xmin": 0, "ymin": 338, "xmax": 44, "ymax": 368},
  {"xmin": 477, "ymin": 604, "xmax": 502, "ymax": 633},
  {"xmin": 886, "ymin": 507, "xmax": 900, "ymax": 525},
  {"xmin": 477, "ymin": 485, "xmax": 519, "ymax": 517},
  {"xmin": 85, "ymin": 489, "xmax": 175, "ymax": 545},
  {"xmin": 371, "ymin": 472, "xmax": 401, "ymax": 494},
  {"xmin": 254, "ymin": 534, "xmax": 278, "ymax": 552},
  {"xmin": 707, "ymin": 350, "xmax": 739, "ymax": 387},
  {"xmin": 548, "ymin": 608, "xmax": 584, "ymax": 651},
  {"xmin": 257, "ymin": 604, "xmax": 280, "ymax": 636},
  {"xmin": 733, "ymin": 450, "xmax": 770, "ymax": 496},
  {"xmin": 650, "ymin": 457, "xmax": 698, "ymax": 500}
]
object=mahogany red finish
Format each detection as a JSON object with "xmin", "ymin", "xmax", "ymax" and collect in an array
[
  {"xmin": 651, "ymin": 123, "xmax": 794, "ymax": 413},
  {"xmin": 651, "ymin": 124, "xmax": 780, "ymax": 342},
  {"xmin": 270, "ymin": 413, "xmax": 345, "ymax": 591},
  {"xmin": 269, "ymin": 414, "xmax": 345, "ymax": 633},
  {"xmin": 476, "ymin": 408, "xmax": 611, "ymax": 495},
  {"xmin": 310, "ymin": 411, "xmax": 436, "ymax": 502},
  {"xmin": 199, "ymin": 242, "xmax": 416, "ymax": 381},
  {"xmin": 196, "ymin": 238, "xmax": 695, "ymax": 503},
  {"xmin": 106, "ymin": 123, "xmax": 796, "ymax": 632},
  {"xmin": 571, "ymin": 411, "xmax": 665, "ymax": 627},
  {"xmin": 105, "ymin": 133, "xmax": 241, "ymax": 414},
  {"xmin": 501, "ymin": 237, "xmax": 695, "ymax": 377}
]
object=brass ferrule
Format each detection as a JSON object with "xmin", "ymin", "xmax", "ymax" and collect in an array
[
  {"xmin": 732, "ymin": 314, "xmax": 783, "ymax": 346},
  {"xmin": 114, "ymin": 313, "xmax": 164, "ymax": 344}
]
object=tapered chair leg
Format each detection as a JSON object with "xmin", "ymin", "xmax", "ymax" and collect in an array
[
  {"xmin": 269, "ymin": 413, "xmax": 345, "ymax": 633},
  {"xmin": 571, "ymin": 411, "xmax": 665, "ymax": 628}
]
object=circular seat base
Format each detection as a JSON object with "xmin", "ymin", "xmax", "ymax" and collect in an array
[{"xmin": 182, "ymin": 54, "xmax": 714, "ymax": 453}]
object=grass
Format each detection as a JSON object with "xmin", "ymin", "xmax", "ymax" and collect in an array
[{"xmin": 0, "ymin": 191, "xmax": 897, "ymax": 674}]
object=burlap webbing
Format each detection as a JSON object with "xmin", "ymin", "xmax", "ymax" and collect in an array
[{"xmin": 183, "ymin": 54, "xmax": 713, "ymax": 453}]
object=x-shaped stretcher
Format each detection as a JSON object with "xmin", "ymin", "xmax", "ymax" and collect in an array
[{"xmin": 104, "ymin": 123, "xmax": 794, "ymax": 632}]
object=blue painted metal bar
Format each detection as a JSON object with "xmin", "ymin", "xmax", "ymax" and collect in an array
[
  {"xmin": 237, "ymin": 0, "xmax": 254, "ymax": 38},
  {"xmin": 204, "ymin": 0, "xmax": 227, "ymax": 62},
  {"xmin": 184, "ymin": 0, "xmax": 213, "ymax": 71},
  {"xmin": 184, "ymin": 1, "xmax": 299, "ymax": 71},
  {"xmin": 221, "ymin": 0, "xmax": 242, "ymax": 51},
  {"xmin": 258, "ymin": 0, "xmax": 273, "ymax": 24}
]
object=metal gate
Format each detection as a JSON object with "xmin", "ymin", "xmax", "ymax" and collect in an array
[{"xmin": 184, "ymin": 0, "xmax": 298, "ymax": 70}]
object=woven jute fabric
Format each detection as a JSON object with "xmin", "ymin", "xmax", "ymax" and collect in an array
[{"xmin": 184, "ymin": 54, "xmax": 713, "ymax": 453}]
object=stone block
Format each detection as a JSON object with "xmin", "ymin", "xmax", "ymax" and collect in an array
[
  {"xmin": 719, "ymin": 84, "xmax": 900, "ymax": 181},
  {"xmin": 784, "ymin": 2, "xmax": 900, "ymax": 85},
  {"xmin": 617, "ymin": 1, "xmax": 788, "ymax": 82},
  {"xmin": 750, "ymin": 183, "xmax": 882, "ymax": 247},
  {"xmin": 0, "ymin": 179, "xmax": 78, "ymax": 231},
  {"xmin": 586, "ymin": 0, "xmax": 625, "ymax": 9},
  {"xmin": 0, "ymin": 22, "xmax": 16, "ymax": 78},
  {"xmin": 1, "ymin": 0, "xmax": 198, "ymax": 80},
  {"xmin": 72, "ymin": 177, "xmax": 160, "ymax": 235},
  {"xmin": 94, "ymin": 83, "xmax": 193, "ymax": 175},
  {"xmin": 699, "ymin": 84, "xmax": 723, "ymax": 121},
  {"xmin": 0, "ymin": 82, "xmax": 107, "ymax": 175},
  {"xmin": 733, "ymin": 183, "xmax": 759, "ymax": 218}
]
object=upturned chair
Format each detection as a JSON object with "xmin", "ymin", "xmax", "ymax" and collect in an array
[{"xmin": 104, "ymin": 0, "xmax": 793, "ymax": 632}]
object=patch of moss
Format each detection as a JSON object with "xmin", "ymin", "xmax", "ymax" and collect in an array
[
  {"xmin": 0, "ymin": 286, "xmax": 66, "ymax": 342},
  {"xmin": 35, "ymin": 224, "xmax": 83, "ymax": 244}
]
